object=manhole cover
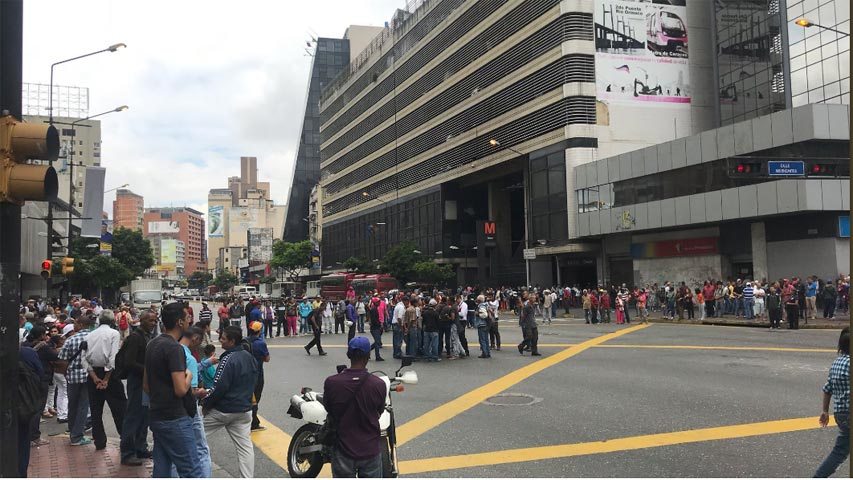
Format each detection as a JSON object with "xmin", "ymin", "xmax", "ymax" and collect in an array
[{"xmin": 483, "ymin": 392, "xmax": 543, "ymax": 406}]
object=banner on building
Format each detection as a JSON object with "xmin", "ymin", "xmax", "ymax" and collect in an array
[
  {"xmin": 247, "ymin": 227, "xmax": 273, "ymax": 265},
  {"xmin": 208, "ymin": 205, "xmax": 224, "ymax": 237},
  {"xmin": 595, "ymin": 0, "xmax": 690, "ymax": 105},
  {"xmin": 99, "ymin": 220, "xmax": 113, "ymax": 256},
  {"xmin": 631, "ymin": 237, "xmax": 718, "ymax": 259},
  {"xmin": 81, "ymin": 167, "xmax": 106, "ymax": 238},
  {"xmin": 149, "ymin": 220, "xmax": 180, "ymax": 234},
  {"xmin": 160, "ymin": 239, "xmax": 179, "ymax": 265}
]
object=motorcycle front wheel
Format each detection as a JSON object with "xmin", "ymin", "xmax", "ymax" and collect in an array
[{"xmin": 287, "ymin": 424, "xmax": 325, "ymax": 478}]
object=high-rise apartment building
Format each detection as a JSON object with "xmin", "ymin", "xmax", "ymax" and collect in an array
[
  {"xmin": 113, "ymin": 189, "xmax": 144, "ymax": 231},
  {"xmin": 208, "ymin": 158, "xmax": 285, "ymax": 273},
  {"xmin": 143, "ymin": 207, "xmax": 206, "ymax": 276},
  {"xmin": 283, "ymin": 26, "xmax": 384, "ymax": 242}
]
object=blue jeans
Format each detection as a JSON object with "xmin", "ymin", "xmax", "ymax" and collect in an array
[
  {"xmin": 743, "ymin": 298, "xmax": 755, "ymax": 319},
  {"xmin": 406, "ymin": 327, "xmax": 420, "ymax": 356},
  {"xmin": 424, "ymin": 331, "xmax": 439, "ymax": 360},
  {"xmin": 735, "ymin": 298, "xmax": 745, "ymax": 316},
  {"xmin": 120, "ymin": 374, "xmax": 149, "ymax": 461},
  {"xmin": 331, "ymin": 449, "xmax": 381, "ymax": 478},
  {"xmin": 724, "ymin": 298, "xmax": 733, "ymax": 315},
  {"xmin": 299, "ymin": 315, "xmax": 309, "ymax": 334},
  {"xmin": 815, "ymin": 413, "xmax": 849, "ymax": 477},
  {"xmin": 358, "ymin": 314, "xmax": 365, "ymax": 332},
  {"xmin": 370, "ymin": 327, "xmax": 384, "ymax": 360},
  {"xmin": 169, "ymin": 413, "xmax": 211, "ymax": 478},
  {"xmin": 67, "ymin": 381, "xmax": 89, "ymax": 443},
  {"xmin": 392, "ymin": 323, "xmax": 403, "ymax": 358},
  {"xmin": 150, "ymin": 416, "xmax": 203, "ymax": 478},
  {"xmin": 477, "ymin": 327, "xmax": 490, "ymax": 357}
]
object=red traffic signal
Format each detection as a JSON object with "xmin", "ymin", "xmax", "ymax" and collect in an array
[
  {"xmin": 40, "ymin": 259, "xmax": 52, "ymax": 279},
  {"xmin": 731, "ymin": 161, "xmax": 761, "ymax": 177},
  {"xmin": 809, "ymin": 163, "xmax": 835, "ymax": 176}
]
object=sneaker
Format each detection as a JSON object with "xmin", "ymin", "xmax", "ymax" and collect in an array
[
  {"xmin": 121, "ymin": 457, "xmax": 144, "ymax": 466},
  {"xmin": 251, "ymin": 426, "xmax": 267, "ymax": 432},
  {"xmin": 56, "ymin": 418, "xmax": 68, "ymax": 424},
  {"xmin": 70, "ymin": 437, "xmax": 93, "ymax": 446}
]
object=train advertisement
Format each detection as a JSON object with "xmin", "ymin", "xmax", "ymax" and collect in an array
[{"xmin": 594, "ymin": 0, "xmax": 690, "ymax": 105}]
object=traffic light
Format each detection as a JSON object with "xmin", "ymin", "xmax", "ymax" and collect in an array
[
  {"xmin": 60, "ymin": 257, "xmax": 74, "ymax": 276},
  {"xmin": 730, "ymin": 160, "xmax": 762, "ymax": 177},
  {"xmin": 0, "ymin": 114, "xmax": 59, "ymax": 205},
  {"xmin": 40, "ymin": 259, "xmax": 52, "ymax": 279},
  {"xmin": 807, "ymin": 162, "xmax": 836, "ymax": 177}
]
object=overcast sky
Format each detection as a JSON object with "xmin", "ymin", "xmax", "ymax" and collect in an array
[{"xmin": 23, "ymin": 0, "xmax": 402, "ymax": 216}]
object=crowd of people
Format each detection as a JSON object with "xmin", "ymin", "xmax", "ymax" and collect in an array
[{"xmin": 15, "ymin": 296, "xmax": 267, "ymax": 478}]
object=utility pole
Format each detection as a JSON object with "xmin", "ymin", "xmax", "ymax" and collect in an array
[{"xmin": 0, "ymin": 0, "xmax": 24, "ymax": 476}]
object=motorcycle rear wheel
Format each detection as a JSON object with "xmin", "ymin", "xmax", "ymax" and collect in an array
[{"xmin": 287, "ymin": 424, "xmax": 325, "ymax": 478}]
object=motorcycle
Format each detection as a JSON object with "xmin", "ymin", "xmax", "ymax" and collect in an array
[{"xmin": 286, "ymin": 356, "xmax": 418, "ymax": 478}]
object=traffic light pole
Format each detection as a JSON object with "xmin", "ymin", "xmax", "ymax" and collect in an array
[{"xmin": 0, "ymin": 0, "xmax": 23, "ymax": 476}]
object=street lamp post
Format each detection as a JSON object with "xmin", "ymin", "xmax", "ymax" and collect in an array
[
  {"xmin": 48, "ymin": 43, "xmax": 126, "ymax": 124},
  {"xmin": 489, "ymin": 139, "xmax": 530, "ymax": 285},
  {"xmin": 793, "ymin": 18, "xmax": 850, "ymax": 37},
  {"xmin": 67, "ymin": 106, "xmax": 128, "ymax": 252},
  {"xmin": 104, "ymin": 183, "xmax": 129, "ymax": 194}
]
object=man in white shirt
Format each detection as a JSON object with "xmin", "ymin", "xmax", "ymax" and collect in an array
[
  {"xmin": 392, "ymin": 297, "xmax": 406, "ymax": 359},
  {"xmin": 81, "ymin": 310, "xmax": 127, "ymax": 450}
]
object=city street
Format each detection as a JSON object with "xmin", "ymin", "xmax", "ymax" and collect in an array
[{"xmin": 212, "ymin": 315, "xmax": 846, "ymax": 477}]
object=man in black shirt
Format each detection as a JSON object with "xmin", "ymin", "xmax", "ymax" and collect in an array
[
  {"xmin": 120, "ymin": 311, "xmax": 156, "ymax": 466},
  {"xmin": 144, "ymin": 303, "xmax": 202, "ymax": 477}
]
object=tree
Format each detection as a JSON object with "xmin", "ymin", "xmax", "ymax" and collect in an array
[
  {"xmin": 188, "ymin": 271, "xmax": 213, "ymax": 290},
  {"xmin": 413, "ymin": 261, "xmax": 455, "ymax": 287},
  {"xmin": 343, "ymin": 256, "xmax": 372, "ymax": 273},
  {"xmin": 111, "ymin": 227, "xmax": 154, "ymax": 277},
  {"xmin": 213, "ymin": 269, "xmax": 238, "ymax": 292},
  {"xmin": 382, "ymin": 241, "xmax": 425, "ymax": 285},
  {"xmin": 259, "ymin": 275, "xmax": 277, "ymax": 284},
  {"xmin": 270, "ymin": 240, "xmax": 313, "ymax": 281}
]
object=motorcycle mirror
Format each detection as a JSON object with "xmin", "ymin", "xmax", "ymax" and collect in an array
[
  {"xmin": 401, "ymin": 355, "xmax": 414, "ymax": 368},
  {"xmin": 399, "ymin": 370, "xmax": 418, "ymax": 385},
  {"xmin": 336, "ymin": 364, "xmax": 347, "ymax": 374}
]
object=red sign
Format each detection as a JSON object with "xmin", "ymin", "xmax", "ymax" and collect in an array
[
  {"xmin": 653, "ymin": 237, "xmax": 718, "ymax": 258},
  {"xmin": 483, "ymin": 222, "xmax": 496, "ymax": 235}
]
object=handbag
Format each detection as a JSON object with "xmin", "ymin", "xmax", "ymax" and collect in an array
[
  {"xmin": 53, "ymin": 340, "xmax": 87, "ymax": 375},
  {"xmin": 315, "ymin": 373, "xmax": 371, "ymax": 447}
]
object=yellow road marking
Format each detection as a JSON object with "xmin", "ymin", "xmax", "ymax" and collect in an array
[
  {"xmin": 398, "ymin": 416, "xmax": 834, "ymax": 475},
  {"xmin": 251, "ymin": 415, "xmax": 332, "ymax": 477},
  {"xmin": 265, "ymin": 343, "xmax": 832, "ymax": 353},
  {"xmin": 395, "ymin": 323, "xmax": 651, "ymax": 446}
]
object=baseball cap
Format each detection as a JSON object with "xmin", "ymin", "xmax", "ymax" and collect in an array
[
  {"xmin": 348, "ymin": 336, "xmax": 371, "ymax": 355},
  {"xmin": 62, "ymin": 324, "xmax": 75, "ymax": 336},
  {"xmin": 249, "ymin": 321, "xmax": 263, "ymax": 333}
]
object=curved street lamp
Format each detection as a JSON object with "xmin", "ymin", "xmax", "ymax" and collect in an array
[
  {"xmin": 49, "ymin": 43, "xmax": 127, "ymax": 123},
  {"xmin": 793, "ymin": 18, "xmax": 849, "ymax": 37}
]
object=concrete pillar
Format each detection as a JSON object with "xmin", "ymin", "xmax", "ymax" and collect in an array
[{"xmin": 751, "ymin": 222, "xmax": 767, "ymax": 282}]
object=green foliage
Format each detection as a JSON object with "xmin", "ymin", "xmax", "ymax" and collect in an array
[
  {"xmin": 213, "ymin": 269, "xmax": 238, "ymax": 292},
  {"xmin": 270, "ymin": 240, "xmax": 313, "ymax": 281},
  {"xmin": 71, "ymin": 255, "xmax": 134, "ymax": 294},
  {"xmin": 260, "ymin": 275, "xmax": 277, "ymax": 284},
  {"xmin": 413, "ymin": 261, "xmax": 455, "ymax": 287},
  {"xmin": 111, "ymin": 228, "xmax": 154, "ymax": 277},
  {"xmin": 343, "ymin": 256, "xmax": 372, "ymax": 273},
  {"xmin": 188, "ymin": 271, "xmax": 213, "ymax": 290},
  {"xmin": 382, "ymin": 241, "xmax": 425, "ymax": 285}
]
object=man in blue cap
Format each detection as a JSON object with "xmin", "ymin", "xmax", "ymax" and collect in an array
[{"xmin": 323, "ymin": 337, "xmax": 387, "ymax": 478}]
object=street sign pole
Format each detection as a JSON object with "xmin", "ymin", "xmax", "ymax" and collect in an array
[{"xmin": 0, "ymin": 0, "xmax": 23, "ymax": 476}]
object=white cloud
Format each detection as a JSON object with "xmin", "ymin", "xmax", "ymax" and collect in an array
[{"xmin": 23, "ymin": 0, "xmax": 402, "ymax": 215}]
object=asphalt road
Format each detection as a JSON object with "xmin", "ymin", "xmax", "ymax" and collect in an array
[{"xmin": 90, "ymin": 302, "xmax": 851, "ymax": 477}]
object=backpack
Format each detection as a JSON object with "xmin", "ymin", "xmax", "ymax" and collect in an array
[
  {"xmin": 113, "ymin": 330, "xmax": 141, "ymax": 380},
  {"xmin": 477, "ymin": 305, "xmax": 489, "ymax": 319},
  {"xmin": 118, "ymin": 312, "xmax": 129, "ymax": 331},
  {"xmin": 17, "ymin": 360, "xmax": 47, "ymax": 420}
]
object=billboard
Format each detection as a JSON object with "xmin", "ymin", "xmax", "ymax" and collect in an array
[
  {"xmin": 595, "ymin": 0, "xmax": 690, "ymax": 105},
  {"xmin": 81, "ymin": 167, "xmax": 106, "ymax": 237},
  {"xmin": 149, "ymin": 220, "xmax": 180, "ymax": 234},
  {"xmin": 160, "ymin": 239, "xmax": 179, "ymax": 265},
  {"xmin": 100, "ymin": 220, "xmax": 113, "ymax": 256},
  {"xmin": 247, "ymin": 227, "xmax": 273, "ymax": 265},
  {"xmin": 208, "ymin": 205, "xmax": 224, "ymax": 237}
]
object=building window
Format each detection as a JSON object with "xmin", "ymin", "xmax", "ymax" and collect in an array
[{"xmin": 529, "ymin": 151, "xmax": 568, "ymax": 242}]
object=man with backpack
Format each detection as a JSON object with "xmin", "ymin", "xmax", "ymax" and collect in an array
[
  {"xmin": 475, "ymin": 295, "xmax": 492, "ymax": 359},
  {"xmin": 229, "ymin": 299, "xmax": 245, "ymax": 330},
  {"xmin": 119, "ymin": 310, "xmax": 157, "ymax": 466}
]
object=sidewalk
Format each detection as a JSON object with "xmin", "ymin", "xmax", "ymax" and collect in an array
[
  {"xmin": 29, "ymin": 434, "xmax": 152, "ymax": 478},
  {"xmin": 548, "ymin": 310, "xmax": 848, "ymax": 329}
]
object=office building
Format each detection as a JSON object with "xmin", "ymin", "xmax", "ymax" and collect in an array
[
  {"xmin": 143, "ymin": 207, "xmax": 206, "ymax": 277},
  {"xmin": 113, "ymin": 189, "xmax": 144, "ymax": 231},
  {"xmin": 208, "ymin": 157, "xmax": 286, "ymax": 273},
  {"xmin": 283, "ymin": 26, "xmax": 384, "ymax": 242},
  {"xmin": 150, "ymin": 237, "xmax": 186, "ymax": 280}
]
